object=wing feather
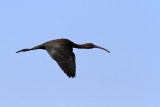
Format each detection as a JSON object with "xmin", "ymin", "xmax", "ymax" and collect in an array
[{"xmin": 46, "ymin": 45, "xmax": 76, "ymax": 78}]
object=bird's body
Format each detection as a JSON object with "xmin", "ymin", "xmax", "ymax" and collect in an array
[{"xmin": 16, "ymin": 38, "xmax": 110, "ymax": 78}]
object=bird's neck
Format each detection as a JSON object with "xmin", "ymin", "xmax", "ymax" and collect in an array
[{"xmin": 72, "ymin": 43, "xmax": 88, "ymax": 49}]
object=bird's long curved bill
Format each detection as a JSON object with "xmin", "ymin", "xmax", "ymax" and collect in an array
[{"xmin": 95, "ymin": 45, "xmax": 110, "ymax": 53}]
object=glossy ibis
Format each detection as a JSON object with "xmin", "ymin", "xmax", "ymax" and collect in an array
[{"xmin": 16, "ymin": 39, "xmax": 110, "ymax": 78}]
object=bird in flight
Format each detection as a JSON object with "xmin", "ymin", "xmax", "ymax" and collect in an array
[{"xmin": 16, "ymin": 38, "xmax": 110, "ymax": 78}]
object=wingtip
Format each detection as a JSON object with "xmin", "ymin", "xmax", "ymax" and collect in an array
[{"xmin": 68, "ymin": 74, "xmax": 76, "ymax": 78}]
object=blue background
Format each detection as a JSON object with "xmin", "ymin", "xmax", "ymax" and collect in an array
[{"xmin": 0, "ymin": 0, "xmax": 159, "ymax": 107}]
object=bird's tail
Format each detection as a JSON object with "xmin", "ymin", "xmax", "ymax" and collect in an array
[{"xmin": 16, "ymin": 45, "xmax": 44, "ymax": 53}]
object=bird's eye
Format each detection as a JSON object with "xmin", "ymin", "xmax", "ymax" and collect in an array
[{"xmin": 89, "ymin": 43, "xmax": 94, "ymax": 48}]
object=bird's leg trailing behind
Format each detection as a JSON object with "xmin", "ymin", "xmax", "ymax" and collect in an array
[{"xmin": 16, "ymin": 45, "xmax": 45, "ymax": 53}]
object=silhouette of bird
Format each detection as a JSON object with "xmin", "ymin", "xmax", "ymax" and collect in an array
[{"xmin": 16, "ymin": 38, "xmax": 110, "ymax": 78}]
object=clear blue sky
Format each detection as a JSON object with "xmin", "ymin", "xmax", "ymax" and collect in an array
[{"xmin": 0, "ymin": 0, "xmax": 159, "ymax": 107}]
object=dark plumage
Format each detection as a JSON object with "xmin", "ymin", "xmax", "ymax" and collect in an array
[{"xmin": 16, "ymin": 38, "xmax": 110, "ymax": 78}]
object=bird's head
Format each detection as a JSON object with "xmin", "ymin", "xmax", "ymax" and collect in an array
[
  {"xmin": 84, "ymin": 43, "xmax": 110, "ymax": 53},
  {"xmin": 83, "ymin": 43, "xmax": 95, "ymax": 48}
]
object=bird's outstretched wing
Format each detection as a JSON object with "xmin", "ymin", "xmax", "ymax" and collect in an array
[{"xmin": 46, "ymin": 45, "xmax": 76, "ymax": 78}]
